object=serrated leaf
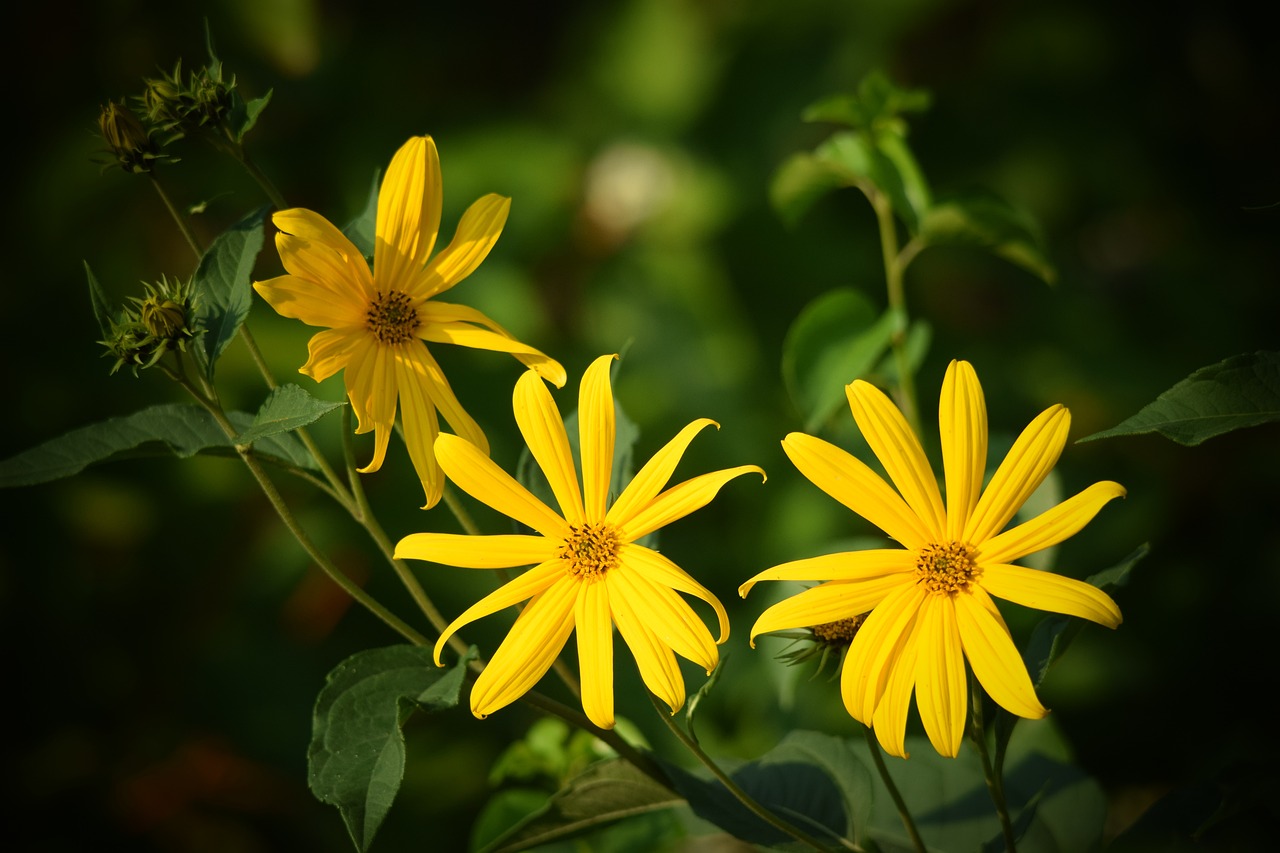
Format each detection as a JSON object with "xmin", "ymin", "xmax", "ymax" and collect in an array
[
  {"xmin": 193, "ymin": 206, "xmax": 268, "ymax": 381},
  {"xmin": 84, "ymin": 261, "xmax": 114, "ymax": 338},
  {"xmin": 343, "ymin": 168, "xmax": 381, "ymax": 260},
  {"xmin": 236, "ymin": 384, "xmax": 345, "ymax": 445},
  {"xmin": 308, "ymin": 645, "xmax": 473, "ymax": 853},
  {"xmin": 481, "ymin": 759, "xmax": 682, "ymax": 853},
  {"xmin": 0, "ymin": 403, "xmax": 320, "ymax": 488},
  {"xmin": 1079, "ymin": 351, "xmax": 1280, "ymax": 446},
  {"xmin": 768, "ymin": 152, "xmax": 852, "ymax": 227},
  {"xmin": 782, "ymin": 289, "xmax": 899, "ymax": 433},
  {"xmin": 919, "ymin": 192, "xmax": 1056, "ymax": 285}
]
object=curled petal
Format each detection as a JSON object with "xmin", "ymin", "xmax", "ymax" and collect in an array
[
  {"xmin": 617, "ymin": 545, "xmax": 728, "ymax": 644},
  {"xmin": 433, "ymin": 561, "xmax": 564, "ymax": 665},
  {"xmin": 420, "ymin": 194, "xmax": 511, "ymax": 297},
  {"xmin": 980, "ymin": 563, "xmax": 1122, "ymax": 628},
  {"xmin": 347, "ymin": 342, "xmax": 397, "ymax": 473},
  {"xmin": 609, "ymin": 419, "xmax": 717, "ymax": 527},
  {"xmin": 612, "ymin": 592, "xmax": 685, "ymax": 715},
  {"xmin": 514, "ymin": 369, "xmax": 585, "ymax": 523},
  {"xmin": 965, "ymin": 405, "xmax": 1070, "ymax": 545},
  {"xmin": 420, "ymin": 301, "xmax": 565, "ymax": 386},
  {"xmin": 746, "ymin": 574, "xmax": 909, "ymax": 646},
  {"xmin": 272, "ymin": 208, "xmax": 374, "ymax": 301},
  {"xmin": 979, "ymin": 481, "xmax": 1126, "ymax": 566},
  {"xmin": 611, "ymin": 564, "xmax": 718, "ymax": 673},
  {"xmin": 254, "ymin": 271, "xmax": 363, "ymax": 328},
  {"xmin": 616, "ymin": 465, "xmax": 765, "ymax": 544},
  {"xmin": 738, "ymin": 549, "xmax": 913, "ymax": 598},
  {"xmin": 299, "ymin": 327, "xmax": 364, "ymax": 383},
  {"xmin": 954, "ymin": 588, "xmax": 1047, "ymax": 719}
]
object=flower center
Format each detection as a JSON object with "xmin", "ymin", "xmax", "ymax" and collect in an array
[
  {"xmin": 915, "ymin": 541, "xmax": 980, "ymax": 595},
  {"xmin": 812, "ymin": 614, "xmax": 866, "ymax": 646},
  {"xmin": 366, "ymin": 289, "xmax": 420, "ymax": 345},
  {"xmin": 560, "ymin": 523, "xmax": 620, "ymax": 582}
]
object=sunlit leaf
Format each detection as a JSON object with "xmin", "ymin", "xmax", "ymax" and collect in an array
[
  {"xmin": 1079, "ymin": 351, "xmax": 1280, "ymax": 446},
  {"xmin": 919, "ymin": 192, "xmax": 1056, "ymax": 285},
  {"xmin": 814, "ymin": 131, "xmax": 924, "ymax": 233},
  {"xmin": 193, "ymin": 205, "xmax": 268, "ymax": 380},
  {"xmin": 235, "ymin": 383, "xmax": 345, "ymax": 445},
  {"xmin": 769, "ymin": 152, "xmax": 851, "ymax": 227}
]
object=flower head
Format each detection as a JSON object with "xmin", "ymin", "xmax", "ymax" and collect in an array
[
  {"xmin": 740, "ymin": 360, "xmax": 1124, "ymax": 758},
  {"xmin": 395, "ymin": 354, "xmax": 765, "ymax": 728},
  {"xmin": 254, "ymin": 136, "xmax": 565, "ymax": 507}
]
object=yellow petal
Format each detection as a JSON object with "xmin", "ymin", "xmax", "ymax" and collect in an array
[
  {"xmin": 395, "ymin": 532, "xmax": 557, "ymax": 568},
  {"xmin": 870, "ymin": 610, "xmax": 922, "ymax": 759},
  {"xmin": 746, "ymin": 575, "xmax": 910, "ymax": 647},
  {"xmin": 435, "ymin": 433, "xmax": 569, "ymax": 539},
  {"xmin": 979, "ymin": 481, "xmax": 1126, "ymax": 566},
  {"xmin": 781, "ymin": 433, "xmax": 931, "ymax": 549},
  {"xmin": 612, "ymin": 591, "xmax": 685, "ymax": 715},
  {"xmin": 345, "ymin": 341, "xmax": 396, "ymax": 473},
  {"xmin": 420, "ymin": 193, "xmax": 510, "ymax": 297},
  {"xmin": 847, "ymin": 381, "xmax": 946, "ymax": 538},
  {"xmin": 617, "ymin": 544, "xmax": 728, "ymax": 644},
  {"xmin": 979, "ymin": 563, "xmax": 1122, "ymax": 628},
  {"xmin": 513, "ymin": 369, "xmax": 585, "ymax": 523},
  {"xmin": 617, "ymin": 465, "xmax": 765, "ymax": 544},
  {"xmin": 576, "ymin": 578, "xmax": 615, "ymax": 729},
  {"xmin": 394, "ymin": 344, "xmax": 444, "ymax": 508},
  {"xmin": 610, "ymin": 563, "xmax": 718, "ymax": 672},
  {"xmin": 939, "ymin": 360, "xmax": 987, "ymax": 540},
  {"xmin": 374, "ymin": 136, "xmax": 439, "ymax": 292},
  {"xmin": 841, "ymin": 582, "xmax": 925, "ymax": 724},
  {"xmin": 914, "ymin": 595, "xmax": 967, "ymax": 758},
  {"xmin": 299, "ymin": 327, "xmax": 363, "ymax": 383},
  {"xmin": 608, "ymin": 418, "xmax": 717, "ymax": 528},
  {"xmin": 579, "ymin": 354, "xmax": 617, "ymax": 524},
  {"xmin": 738, "ymin": 549, "xmax": 913, "ymax": 598},
  {"xmin": 965, "ymin": 405, "xmax": 1070, "ymax": 545},
  {"xmin": 411, "ymin": 343, "xmax": 489, "ymax": 453},
  {"xmin": 272, "ymin": 208, "xmax": 374, "ymax": 301},
  {"xmin": 420, "ymin": 301, "xmax": 566, "ymax": 386},
  {"xmin": 954, "ymin": 588, "xmax": 1047, "ymax": 719},
  {"xmin": 470, "ymin": 576, "xmax": 578, "ymax": 718},
  {"xmin": 434, "ymin": 561, "xmax": 564, "ymax": 665},
  {"xmin": 254, "ymin": 271, "xmax": 363, "ymax": 328}
]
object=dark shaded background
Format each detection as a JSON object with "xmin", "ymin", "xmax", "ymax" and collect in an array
[{"xmin": 3, "ymin": 0, "xmax": 1277, "ymax": 850}]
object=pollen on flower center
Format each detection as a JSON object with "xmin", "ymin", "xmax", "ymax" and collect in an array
[
  {"xmin": 916, "ymin": 541, "xmax": 980, "ymax": 595},
  {"xmin": 366, "ymin": 289, "xmax": 420, "ymax": 345},
  {"xmin": 812, "ymin": 614, "xmax": 866, "ymax": 646},
  {"xmin": 560, "ymin": 523, "xmax": 620, "ymax": 582}
]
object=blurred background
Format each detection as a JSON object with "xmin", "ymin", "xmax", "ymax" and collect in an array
[{"xmin": 3, "ymin": 0, "xmax": 1277, "ymax": 850}]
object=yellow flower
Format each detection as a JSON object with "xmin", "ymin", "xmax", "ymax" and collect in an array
[
  {"xmin": 395, "ymin": 354, "xmax": 765, "ymax": 728},
  {"xmin": 253, "ymin": 136, "xmax": 565, "ymax": 508},
  {"xmin": 740, "ymin": 360, "xmax": 1123, "ymax": 759}
]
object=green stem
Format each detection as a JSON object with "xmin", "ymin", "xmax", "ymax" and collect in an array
[
  {"xmin": 518, "ymin": 688, "xmax": 668, "ymax": 785},
  {"xmin": 970, "ymin": 682, "xmax": 1018, "ymax": 853},
  {"xmin": 871, "ymin": 190, "xmax": 921, "ymax": 436},
  {"xmin": 149, "ymin": 175, "xmax": 204, "ymax": 258},
  {"xmin": 233, "ymin": 142, "xmax": 289, "ymax": 211},
  {"xmin": 862, "ymin": 726, "xmax": 927, "ymax": 853}
]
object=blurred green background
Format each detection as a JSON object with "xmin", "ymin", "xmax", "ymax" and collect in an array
[{"xmin": 3, "ymin": 0, "xmax": 1277, "ymax": 850}]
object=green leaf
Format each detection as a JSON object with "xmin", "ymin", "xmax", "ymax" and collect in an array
[
  {"xmin": 802, "ymin": 71, "xmax": 931, "ymax": 131},
  {"xmin": 919, "ymin": 192, "xmax": 1056, "ymax": 285},
  {"xmin": 684, "ymin": 657, "xmax": 724, "ymax": 746},
  {"xmin": 782, "ymin": 289, "xmax": 899, "ymax": 433},
  {"xmin": 308, "ymin": 645, "xmax": 473, "ymax": 853},
  {"xmin": 874, "ymin": 127, "xmax": 932, "ymax": 229},
  {"xmin": 343, "ymin": 168, "xmax": 381, "ymax": 260},
  {"xmin": 232, "ymin": 89, "xmax": 273, "ymax": 143},
  {"xmin": 235, "ymin": 384, "xmax": 345, "ymax": 445},
  {"xmin": 193, "ymin": 206, "xmax": 268, "ymax": 381},
  {"xmin": 84, "ymin": 261, "xmax": 114, "ymax": 339},
  {"xmin": 0, "ymin": 403, "xmax": 319, "ymax": 488},
  {"xmin": 814, "ymin": 131, "xmax": 923, "ymax": 233},
  {"xmin": 480, "ymin": 759, "xmax": 683, "ymax": 853},
  {"xmin": 768, "ymin": 152, "xmax": 852, "ymax": 227},
  {"xmin": 1079, "ymin": 351, "xmax": 1280, "ymax": 446}
]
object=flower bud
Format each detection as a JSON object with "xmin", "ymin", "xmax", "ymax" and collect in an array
[{"xmin": 98, "ymin": 101, "xmax": 159, "ymax": 174}]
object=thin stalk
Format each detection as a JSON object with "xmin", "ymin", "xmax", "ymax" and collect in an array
[
  {"xmin": 234, "ymin": 143, "xmax": 289, "ymax": 211},
  {"xmin": 871, "ymin": 190, "xmax": 921, "ymax": 436},
  {"xmin": 970, "ymin": 683, "xmax": 1018, "ymax": 853},
  {"xmin": 519, "ymin": 688, "xmax": 667, "ymax": 786},
  {"xmin": 150, "ymin": 175, "xmax": 204, "ymax": 258},
  {"xmin": 862, "ymin": 726, "xmax": 927, "ymax": 853}
]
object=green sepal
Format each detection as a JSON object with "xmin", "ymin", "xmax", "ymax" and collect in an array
[
  {"xmin": 235, "ymin": 384, "xmax": 346, "ymax": 446},
  {"xmin": 919, "ymin": 191, "xmax": 1057, "ymax": 285},
  {"xmin": 193, "ymin": 205, "xmax": 268, "ymax": 381},
  {"xmin": 84, "ymin": 260, "xmax": 115, "ymax": 339},
  {"xmin": 343, "ymin": 168, "xmax": 381, "ymax": 260},
  {"xmin": 307, "ymin": 645, "xmax": 475, "ymax": 853},
  {"xmin": 1079, "ymin": 351, "xmax": 1280, "ymax": 446}
]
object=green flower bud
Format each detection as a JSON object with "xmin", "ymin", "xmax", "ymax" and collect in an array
[{"xmin": 98, "ymin": 101, "xmax": 159, "ymax": 174}]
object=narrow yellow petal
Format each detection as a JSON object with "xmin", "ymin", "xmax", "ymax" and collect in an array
[
  {"xmin": 608, "ymin": 419, "xmax": 717, "ymax": 528},
  {"xmin": 254, "ymin": 271, "xmax": 364, "ymax": 328},
  {"xmin": 847, "ymin": 381, "xmax": 947, "ymax": 537},
  {"xmin": 576, "ymin": 579, "xmax": 615, "ymax": 729},
  {"xmin": 954, "ymin": 588, "xmax": 1047, "ymax": 719},
  {"xmin": 617, "ymin": 544, "xmax": 728, "ymax": 644},
  {"xmin": 299, "ymin": 327, "xmax": 363, "ymax": 383},
  {"xmin": 412, "ymin": 344, "xmax": 489, "ymax": 453},
  {"xmin": 374, "ymin": 136, "xmax": 437, "ymax": 291},
  {"xmin": 939, "ymin": 360, "xmax": 988, "ymax": 540},
  {"xmin": 579, "ymin": 354, "xmax": 617, "ymax": 524},
  {"xmin": 870, "ymin": 611, "xmax": 922, "ymax": 759},
  {"xmin": 738, "ymin": 549, "xmax": 913, "ymax": 598},
  {"xmin": 965, "ymin": 405, "xmax": 1070, "ymax": 545},
  {"xmin": 841, "ymin": 583, "xmax": 925, "ymax": 724},
  {"xmin": 616, "ymin": 465, "xmax": 765, "ymax": 544},
  {"xmin": 420, "ymin": 301, "xmax": 566, "ymax": 386},
  {"xmin": 747, "ymin": 575, "xmax": 910, "ymax": 647},
  {"xmin": 272, "ymin": 208, "xmax": 374, "ymax": 300},
  {"xmin": 915, "ymin": 596, "xmax": 968, "ymax": 758},
  {"xmin": 419, "ymin": 193, "xmax": 511, "ymax": 297},
  {"xmin": 394, "ymin": 344, "xmax": 444, "ymax": 508},
  {"xmin": 781, "ymin": 433, "xmax": 932, "ymax": 549},
  {"xmin": 980, "ymin": 480, "xmax": 1126, "ymax": 565},
  {"xmin": 395, "ymin": 532, "xmax": 557, "ymax": 568},
  {"xmin": 470, "ymin": 576, "xmax": 578, "ymax": 718},
  {"xmin": 980, "ymin": 563, "xmax": 1122, "ymax": 628},
  {"xmin": 612, "ymin": 592, "xmax": 685, "ymax": 715},
  {"xmin": 513, "ymin": 369, "xmax": 585, "ymax": 523},
  {"xmin": 345, "ymin": 341, "xmax": 396, "ymax": 473},
  {"xmin": 610, "ymin": 564, "xmax": 718, "ymax": 672},
  {"xmin": 435, "ymin": 433, "xmax": 569, "ymax": 539},
  {"xmin": 433, "ymin": 561, "xmax": 564, "ymax": 665}
]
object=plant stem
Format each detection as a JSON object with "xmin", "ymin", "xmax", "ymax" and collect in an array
[
  {"xmin": 518, "ymin": 688, "xmax": 668, "ymax": 786},
  {"xmin": 235, "ymin": 144, "xmax": 289, "ymax": 211},
  {"xmin": 970, "ymin": 682, "xmax": 1018, "ymax": 853},
  {"xmin": 150, "ymin": 176, "xmax": 204, "ymax": 257},
  {"xmin": 862, "ymin": 726, "xmax": 927, "ymax": 853},
  {"xmin": 871, "ymin": 189, "xmax": 921, "ymax": 436}
]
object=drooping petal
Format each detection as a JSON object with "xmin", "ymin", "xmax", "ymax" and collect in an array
[
  {"xmin": 433, "ymin": 560, "xmax": 565, "ymax": 665},
  {"xmin": 738, "ymin": 549, "xmax": 914, "ymax": 598},
  {"xmin": 394, "ymin": 343, "xmax": 444, "ymax": 507},
  {"xmin": 253, "ymin": 271, "xmax": 364, "ymax": 328},
  {"xmin": 272, "ymin": 208, "xmax": 374, "ymax": 301},
  {"xmin": 612, "ymin": 590, "xmax": 685, "ymax": 715},
  {"xmin": 939, "ymin": 360, "xmax": 988, "ymax": 540},
  {"xmin": 412, "ymin": 344, "xmax": 489, "ymax": 452},
  {"xmin": 841, "ymin": 582, "xmax": 925, "ymax": 724},
  {"xmin": 781, "ymin": 433, "xmax": 932, "ymax": 549},
  {"xmin": 610, "ymin": 563, "xmax": 718, "ymax": 673},
  {"xmin": 435, "ymin": 433, "xmax": 569, "ymax": 539},
  {"xmin": 914, "ymin": 595, "xmax": 968, "ymax": 758},
  {"xmin": 869, "ymin": 610, "xmax": 922, "ymax": 759},
  {"xmin": 964, "ymin": 405, "xmax": 1070, "ymax": 545},
  {"xmin": 299, "ymin": 327, "xmax": 364, "ymax": 383},
  {"xmin": 419, "ymin": 193, "xmax": 511, "ymax": 297},
  {"xmin": 374, "ymin": 136, "xmax": 439, "ymax": 292},
  {"xmin": 616, "ymin": 465, "xmax": 765, "ymax": 544},
  {"xmin": 395, "ymin": 533, "xmax": 557, "ymax": 568},
  {"xmin": 608, "ymin": 418, "xmax": 717, "ymax": 527},
  {"xmin": 979, "ymin": 563, "xmax": 1122, "ymax": 628},
  {"xmin": 419, "ymin": 302, "xmax": 565, "ymax": 386},
  {"xmin": 979, "ymin": 480, "xmax": 1126, "ymax": 566},
  {"xmin": 346, "ymin": 342, "xmax": 397, "ymax": 473},
  {"xmin": 954, "ymin": 588, "xmax": 1047, "ymax": 719},
  {"xmin": 617, "ymin": 544, "xmax": 728, "ymax": 644},
  {"xmin": 579, "ymin": 354, "xmax": 617, "ymax": 524},
  {"xmin": 847, "ymin": 381, "xmax": 947, "ymax": 538},
  {"xmin": 746, "ymin": 574, "xmax": 911, "ymax": 646},
  {"xmin": 575, "ymin": 579, "xmax": 615, "ymax": 728},
  {"xmin": 469, "ymin": 576, "xmax": 578, "ymax": 718},
  {"xmin": 513, "ymin": 369, "xmax": 585, "ymax": 523}
]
